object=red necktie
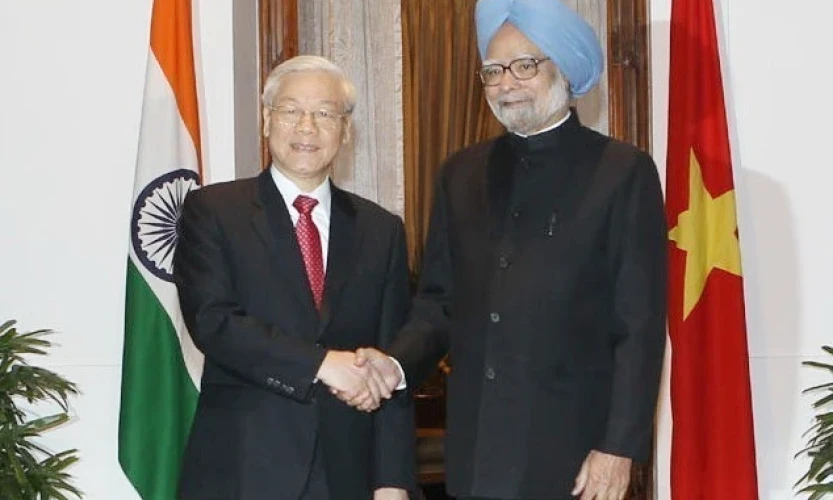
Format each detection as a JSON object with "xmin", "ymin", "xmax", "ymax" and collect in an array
[{"xmin": 292, "ymin": 195, "xmax": 325, "ymax": 310}]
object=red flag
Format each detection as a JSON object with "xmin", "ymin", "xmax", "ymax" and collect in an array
[{"xmin": 666, "ymin": 0, "xmax": 759, "ymax": 497}]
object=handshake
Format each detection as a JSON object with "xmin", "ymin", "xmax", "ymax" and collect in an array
[{"xmin": 315, "ymin": 347, "xmax": 404, "ymax": 412}]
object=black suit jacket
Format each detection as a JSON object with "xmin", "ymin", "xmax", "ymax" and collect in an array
[
  {"xmin": 174, "ymin": 171, "xmax": 416, "ymax": 500},
  {"xmin": 389, "ymin": 114, "xmax": 667, "ymax": 499}
]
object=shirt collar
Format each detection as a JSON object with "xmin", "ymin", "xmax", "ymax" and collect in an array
[
  {"xmin": 512, "ymin": 109, "xmax": 572, "ymax": 138},
  {"xmin": 269, "ymin": 165, "xmax": 332, "ymax": 214}
]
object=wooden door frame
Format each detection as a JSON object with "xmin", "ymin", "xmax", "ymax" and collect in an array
[
  {"xmin": 608, "ymin": 0, "xmax": 651, "ymax": 151},
  {"xmin": 258, "ymin": 0, "xmax": 298, "ymax": 169}
]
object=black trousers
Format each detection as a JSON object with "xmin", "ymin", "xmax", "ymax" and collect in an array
[{"xmin": 299, "ymin": 438, "xmax": 329, "ymax": 500}]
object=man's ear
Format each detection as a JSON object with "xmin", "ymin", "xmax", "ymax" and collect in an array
[
  {"xmin": 262, "ymin": 107, "xmax": 271, "ymax": 137},
  {"xmin": 342, "ymin": 118, "xmax": 353, "ymax": 144}
]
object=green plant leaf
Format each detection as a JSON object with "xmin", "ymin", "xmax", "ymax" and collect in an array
[
  {"xmin": 803, "ymin": 381, "xmax": 833, "ymax": 393},
  {"xmin": 797, "ymin": 345, "xmax": 833, "ymax": 495},
  {"xmin": 804, "ymin": 361, "xmax": 833, "ymax": 372},
  {"xmin": 0, "ymin": 320, "xmax": 17, "ymax": 335},
  {"xmin": 0, "ymin": 320, "xmax": 83, "ymax": 499},
  {"xmin": 814, "ymin": 393, "xmax": 833, "ymax": 408}
]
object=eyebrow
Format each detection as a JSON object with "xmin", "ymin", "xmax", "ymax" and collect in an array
[
  {"xmin": 275, "ymin": 97, "xmax": 341, "ymax": 108},
  {"xmin": 482, "ymin": 53, "xmax": 539, "ymax": 65}
]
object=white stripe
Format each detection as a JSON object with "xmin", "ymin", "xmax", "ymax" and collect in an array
[
  {"xmin": 129, "ymin": 52, "xmax": 203, "ymax": 389},
  {"xmin": 654, "ymin": 337, "xmax": 673, "ymax": 499},
  {"xmin": 131, "ymin": 54, "xmax": 200, "ymax": 199}
]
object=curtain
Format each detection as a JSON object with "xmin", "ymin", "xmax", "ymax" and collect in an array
[
  {"xmin": 401, "ymin": 0, "xmax": 504, "ymax": 269},
  {"xmin": 298, "ymin": 0, "xmax": 405, "ymax": 216}
]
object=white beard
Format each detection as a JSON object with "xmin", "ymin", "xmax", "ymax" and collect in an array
[{"xmin": 487, "ymin": 74, "xmax": 571, "ymax": 135}]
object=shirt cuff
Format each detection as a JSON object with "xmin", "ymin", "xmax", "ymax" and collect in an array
[{"xmin": 390, "ymin": 357, "xmax": 407, "ymax": 390}]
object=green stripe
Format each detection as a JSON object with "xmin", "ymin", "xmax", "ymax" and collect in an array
[{"xmin": 119, "ymin": 259, "xmax": 198, "ymax": 500}]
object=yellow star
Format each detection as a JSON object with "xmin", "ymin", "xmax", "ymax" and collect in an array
[{"xmin": 668, "ymin": 149, "xmax": 742, "ymax": 320}]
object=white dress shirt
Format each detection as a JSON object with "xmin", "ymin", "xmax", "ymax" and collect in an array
[{"xmin": 270, "ymin": 166, "xmax": 331, "ymax": 271}]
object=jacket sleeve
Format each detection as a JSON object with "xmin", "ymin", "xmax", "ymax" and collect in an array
[
  {"xmin": 597, "ymin": 152, "xmax": 668, "ymax": 462},
  {"xmin": 372, "ymin": 219, "xmax": 418, "ymax": 492},
  {"xmin": 173, "ymin": 190, "xmax": 326, "ymax": 402},
  {"xmin": 387, "ymin": 175, "xmax": 453, "ymax": 390}
]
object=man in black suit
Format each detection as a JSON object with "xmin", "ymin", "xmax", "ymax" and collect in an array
[
  {"xmin": 173, "ymin": 55, "xmax": 414, "ymax": 500},
  {"xmin": 350, "ymin": 1, "xmax": 667, "ymax": 499}
]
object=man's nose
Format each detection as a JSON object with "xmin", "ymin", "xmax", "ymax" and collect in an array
[
  {"xmin": 295, "ymin": 111, "xmax": 317, "ymax": 133},
  {"xmin": 497, "ymin": 69, "xmax": 520, "ymax": 91}
]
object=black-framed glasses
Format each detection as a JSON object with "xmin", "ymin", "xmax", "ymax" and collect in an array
[
  {"xmin": 264, "ymin": 104, "xmax": 347, "ymax": 130},
  {"xmin": 478, "ymin": 57, "xmax": 551, "ymax": 86}
]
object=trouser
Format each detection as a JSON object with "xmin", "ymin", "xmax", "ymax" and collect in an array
[{"xmin": 299, "ymin": 438, "xmax": 329, "ymax": 500}]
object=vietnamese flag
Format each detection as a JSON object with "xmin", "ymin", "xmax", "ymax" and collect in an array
[{"xmin": 665, "ymin": 0, "xmax": 759, "ymax": 497}]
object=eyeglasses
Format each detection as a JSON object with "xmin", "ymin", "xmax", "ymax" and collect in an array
[
  {"xmin": 478, "ymin": 57, "xmax": 551, "ymax": 86},
  {"xmin": 265, "ymin": 104, "xmax": 347, "ymax": 130}
]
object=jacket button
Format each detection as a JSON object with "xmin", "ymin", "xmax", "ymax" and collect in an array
[
  {"xmin": 498, "ymin": 256, "xmax": 510, "ymax": 269},
  {"xmin": 485, "ymin": 366, "xmax": 496, "ymax": 380},
  {"xmin": 490, "ymin": 312, "xmax": 500, "ymax": 323}
]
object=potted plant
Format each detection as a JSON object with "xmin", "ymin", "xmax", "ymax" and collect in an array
[
  {"xmin": 0, "ymin": 320, "xmax": 82, "ymax": 499},
  {"xmin": 796, "ymin": 345, "xmax": 833, "ymax": 498}
]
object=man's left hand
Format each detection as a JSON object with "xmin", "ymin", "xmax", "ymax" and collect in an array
[
  {"xmin": 354, "ymin": 347, "xmax": 402, "ymax": 392},
  {"xmin": 571, "ymin": 450, "xmax": 632, "ymax": 500},
  {"xmin": 373, "ymin": 487, "xmax": 409, "ymax": 499},
  {"xmin": 334, "ymin": 348, "xmax": 403, "ymax": 412}
]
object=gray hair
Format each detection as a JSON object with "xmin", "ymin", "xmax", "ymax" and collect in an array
[{"xmin": 261, "ymin": 55, "xmax": 357, "ymax": 114}]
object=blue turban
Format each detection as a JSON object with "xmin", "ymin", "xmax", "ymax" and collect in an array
[{"xmin": 475, "ymin": 0, "xmax": 604, "ymax": 96}]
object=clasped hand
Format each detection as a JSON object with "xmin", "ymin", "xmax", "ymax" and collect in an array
[{"xmin": 315, "ymin": 348, "xmax": 401, "ymax": 412}]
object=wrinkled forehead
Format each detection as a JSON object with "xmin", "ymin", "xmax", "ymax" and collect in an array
[{"xmin": 274, "ymin": 70, "xmax": 344, "ymax": 106}]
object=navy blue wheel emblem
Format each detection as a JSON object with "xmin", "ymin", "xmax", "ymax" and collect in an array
[{"xmin": 131, "ymin": 169, "xmax": 200, "ymax": 282}]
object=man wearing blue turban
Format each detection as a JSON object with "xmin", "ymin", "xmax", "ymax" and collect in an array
[
  {"xmin": 347, "ymin": 1, "xmax": 667, "ymax": 499},
  {"xmin": 475, "ymin": 0, "xmax": 604, "ymax": 98}
]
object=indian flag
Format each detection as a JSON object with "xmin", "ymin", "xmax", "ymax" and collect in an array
[{"xmin": 118, "ymin": 0, "xmax": 204, "ymax": 498}]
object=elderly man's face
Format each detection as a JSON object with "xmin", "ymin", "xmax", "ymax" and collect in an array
[
  {"xmin": 483, "ymin": 23, "xmax": 570, "ymax": 134},
  {"xmin": 263, "ymin": 70, "xmax": 349, "ymax": 186}
]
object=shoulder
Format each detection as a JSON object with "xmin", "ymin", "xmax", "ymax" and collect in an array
[
  {"xmin": 187, "ymin": 176, "xmax": 258, "ymax": 202},
  {"xmin": 185, "ymin": 177, "xmax": 259, "ymax": 209},
  {"xmin": 335, "ymin": 189, "xmax": 406, "ymax": 258},
  {"xmin": 573, "ymin": 128, "xmax": 660, "ymax": 194},
  {"xmin": 437, "ymin": 136, "xmax": 505, "ymax": 185},
  {"xmin": 336, "ymin": 188, "xmax": 403, "ymax": 232},
  {"xmin": 579, "ymin": 127, "xmax": 657, "ymax": 172},
  {"xmin": 444, "ymin": 136, "xmax": 502, "ymax": 170},
  {"xmin": 445, "ymin": 137, "xmax": 501, "ymax": 166},
  {"xmin": 179, "ymin": 178, "xmax": 261, "ymax": 229}
]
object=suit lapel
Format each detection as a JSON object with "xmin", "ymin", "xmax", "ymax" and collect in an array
[
  {"xmin": 251, "ymin": 171, "xmax": 318, "ymax": 314},
  {"xmin": 316, "ymin": 183, "xmax": 359, "ymax": 339}
]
